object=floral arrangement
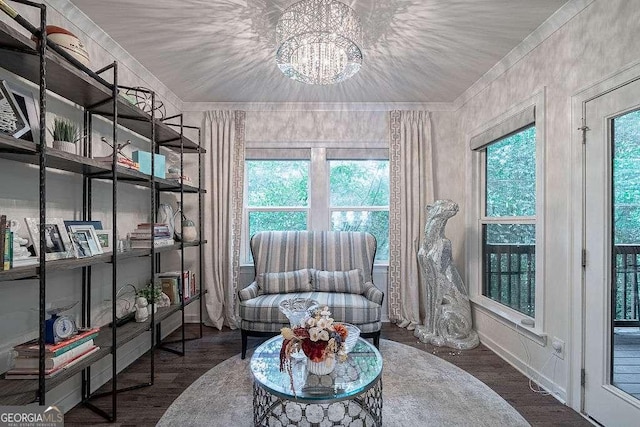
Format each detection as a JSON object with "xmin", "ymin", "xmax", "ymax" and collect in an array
[{"xmin": 279, "ymin": 306, "xmax": 348, "ymax": 377}]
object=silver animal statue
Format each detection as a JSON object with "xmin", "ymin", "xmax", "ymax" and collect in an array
[{"xmin": 414, "ymin": 200, "xmax": 479, "ymax": 349}]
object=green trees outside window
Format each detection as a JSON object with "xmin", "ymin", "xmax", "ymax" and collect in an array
[{"xmin": 245, "ymin": 158, "xmax": 390, "ymax": 262}]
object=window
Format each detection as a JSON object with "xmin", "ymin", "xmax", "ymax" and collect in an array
[
  {"xmin": 481, "ymin": 126, "xmax": 536, "ymax": 317},
  {"xmin": 246, "ymin": 160, "xmax": 309, "ymax": 239},
  {"xmin": 469, "ymin": 91, "xmax": 545, "ymax": 327},
  {"xmin": 244, "ymin": 149, "xmax": 389, "ymax": 263},
  {"xmin": 330, "ymin": 160, "xmax": 390, "ymax": 261}
]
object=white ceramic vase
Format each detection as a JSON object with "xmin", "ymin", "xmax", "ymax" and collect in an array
[{"xmin": 306, "ymin": 357, "xmax": 336, "ymax": 375}]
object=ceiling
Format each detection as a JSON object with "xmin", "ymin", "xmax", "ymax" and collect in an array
[{"xmin": 69, "ymin": 0, "xmax": 569, "ymax": 103}]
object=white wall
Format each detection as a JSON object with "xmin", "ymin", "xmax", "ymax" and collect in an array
[
  {"xmin": 442, "ymin": 0, "xmax": 640, "ymax": 408},
  {"xmin": 0, "ymin": 0, "xmax": 188, "ymax": 412}
]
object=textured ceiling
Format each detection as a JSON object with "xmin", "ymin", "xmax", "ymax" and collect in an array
[{"xmin": 69, "ymin": 0, "xmax": 569, "ymax": 103}]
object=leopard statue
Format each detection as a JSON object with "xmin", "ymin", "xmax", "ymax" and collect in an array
[{"xmin": 414, "ymin": 199, "xmax": 479, "ymax": 349}]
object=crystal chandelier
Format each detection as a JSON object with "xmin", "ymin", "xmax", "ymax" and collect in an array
[{"xmin": 276, "ymin": 0, "xmax": 363, "ymax": 85}]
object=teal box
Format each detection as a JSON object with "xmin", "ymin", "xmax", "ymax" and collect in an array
[{"xmin": 132, "ymin": 150, "xmax": 165, "ymax": 179}]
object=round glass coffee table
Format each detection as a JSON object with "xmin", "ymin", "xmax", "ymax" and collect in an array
[{"xmin": 250, "ymin": 336, "xmax": 383, "ymax": 426}]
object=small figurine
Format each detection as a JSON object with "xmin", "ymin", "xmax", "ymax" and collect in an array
[{"xmin": 134, "ymin": 296, "xmax": 149, "ymax": 322}]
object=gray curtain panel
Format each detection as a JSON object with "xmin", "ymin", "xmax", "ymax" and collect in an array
[
  {"xmin": 202, "ymin": 110, "xmax": 246, "ymax": 329},
  {"xmin": 388, "ymin": 110, "xmax": 434, "ymax": 329}
]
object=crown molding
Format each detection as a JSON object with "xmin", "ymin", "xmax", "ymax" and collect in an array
[{"xmin": 182, "ymin": 101, "xmax": 455, "ymax": 112}]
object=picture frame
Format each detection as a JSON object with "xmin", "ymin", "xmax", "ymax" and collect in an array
[
  {"xmin": 5, "ymin": 81, "xmax": 40, "ymax": 143},
  {"xmin": 63, "ymin": 220, "xmax": 103, "ymax": 231},
  {"xmin": 0, "ymin": 80, "xmax": 30, "ymax": 139},
  {"xmin": 95, "ymin": 229, "xmax": 112, "ymax": 253},
  {"xmin": 69, "ymin": 231, "xmax": 92, "ymax": 258},
  {"xmin": 68, "ymin": 224, "xmax": 103, "ymax": 256},
  {"xmin": 24, "ymin": 218, "xmax": 74, "ymax": 261}
]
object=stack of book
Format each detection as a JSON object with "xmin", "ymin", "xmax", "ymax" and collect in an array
[
  {"xmin": 156, "ymin": 270, "xmax": 197, "ymax": 304},
  {"xmin": 129, "ymin": 223, "xmax": 174, "ymax": 249},
  {"xmin": 6, "ymin": 328, "xmax": 100, "ymax": 379},
  {"xmin": 94, "ymin": 154, "xmax": 140, "ymax": 171}
]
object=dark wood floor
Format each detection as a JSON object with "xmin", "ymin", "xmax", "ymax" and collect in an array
[{"xmin": 64, "ymin": 323, "xmax": 590, "ymax": 426}]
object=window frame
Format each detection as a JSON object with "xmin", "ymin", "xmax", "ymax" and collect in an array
[
  {"xmin": 467, "ymin": 89, "xmax": 546, "ymax": 337},
  {"xmin": 242, "ymin": 147, "xmax": 389, "ymax": 265}
]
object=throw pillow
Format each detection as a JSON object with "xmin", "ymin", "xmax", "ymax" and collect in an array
[
  {"xmin": 257, "ymin": 268, "xmax": 314, "ymax": 295},
  {"xmin": 313, "ymin": 269, "xmax": 365, "ymax": 294}
]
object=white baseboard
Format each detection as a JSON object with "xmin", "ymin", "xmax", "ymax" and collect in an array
[{"xmin": 477, "ymin": 330, "xmax": 567, "ymax": 404}]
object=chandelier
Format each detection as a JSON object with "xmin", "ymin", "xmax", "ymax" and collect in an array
[{"xmin": 276, "ymin": 0, "xmax": 363, "ymax": 85}]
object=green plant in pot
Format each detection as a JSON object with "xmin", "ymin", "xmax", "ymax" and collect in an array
[
  {"xmin": 50, "ymin": 117, "xmax": 79, "ymax": 154},
  {"xmin": 136, "ymin": 283, "xmax": 162, "ymax": 304}
]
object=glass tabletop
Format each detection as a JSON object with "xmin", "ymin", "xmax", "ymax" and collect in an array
[{"xmin": 250, "ymin": 335, "xmax": 383, "ymax": 403}]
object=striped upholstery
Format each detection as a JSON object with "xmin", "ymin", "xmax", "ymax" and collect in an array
[
  {"xmin": 363, "ymin": 282, "xmax": 384, "ymax": 305},
  {"xmin": 240, "ymin": 231, "xmax": 383, "ymax": 336},
  {"xmin": 239, "ymin": 291, "xmax": 381, "ymax": 325},
  {"xmin": 238, "ymin": 282, "xmax": 259, "ymax": 301},
  {"xmin": 313, "ymin": 268, "xmax": 364, "ymax": 293},
  {"xmin": 250, "ymin": 231, "xmax": 376, "ymax": 283},
  {"xmin": 257, "ymin": 268, "xmax": 313, "ymax": 295},
  {"xmin": 241, "ymin": 319, "xmax": 382, "ymax": 334}
]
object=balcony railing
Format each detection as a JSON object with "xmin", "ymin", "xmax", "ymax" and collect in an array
[
  {"xmin": 615, "ymin": 244, "xmax": 640, "ymax": 325},
  {"xmin": 483, "ymin": 244, "xmax": 535, "ymax": 317},
  {"xmin": 484, "ymin": 243, "xmax": 640, "ymax": 324}
]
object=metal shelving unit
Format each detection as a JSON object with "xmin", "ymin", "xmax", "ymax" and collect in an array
[{"xmin": 0, "ymin": 2, "xmax": 206, "ymax": 421}]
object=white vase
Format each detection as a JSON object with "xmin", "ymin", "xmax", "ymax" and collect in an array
[
  {"xmin": 306, "ymin": 357, "xmax": 336, "ymax": 375},
  {"xmin": 52, "ymin": 140, "xmax": 76, "ymax": 154}
]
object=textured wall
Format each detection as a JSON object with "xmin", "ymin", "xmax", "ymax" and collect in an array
[{"xmin": 446, "ymin": 0, "xmax": 640, "ymax": 407}]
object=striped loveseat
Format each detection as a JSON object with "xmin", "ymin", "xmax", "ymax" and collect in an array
[{"xmin": 238, "ymin": 231, "xmax": 384, "ymax": 359}]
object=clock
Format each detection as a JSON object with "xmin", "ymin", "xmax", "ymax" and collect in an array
[{"xmin": 44, "ymin": 301, "xmax": 79, "ymax": 344}]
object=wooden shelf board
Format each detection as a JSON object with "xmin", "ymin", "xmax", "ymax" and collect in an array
[
  {"xmin": 184, "ymin": 292, "xmax": 203, "ymax": 308},
  {"xmin": 0, "ymin": 346, "xmax": 111, "ymax": 406}
]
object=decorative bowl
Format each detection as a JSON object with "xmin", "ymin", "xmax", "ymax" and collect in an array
[
  {"xmin": 44, "ymin": 26, "xmax": 90, "ymax": 67},
  {"xmin": 341, "ymin": 323, "xmax": 361, "ymax": 353},
  {"xmin": 278, "ymin": 298, "xmax": 319, "ymax": 327}
]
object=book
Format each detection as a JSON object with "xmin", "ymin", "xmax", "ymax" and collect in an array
[
  {"xmin": 12, "ymin": 340, "xmax": 95, "ymax": 370},
  {"xmin": 0, "ymin": 215, "xmax": 5, "ymax": 271},
  {"xmin": 159, "ymin": 277, "xmax": 179, "ymax": 304},
  {"xmin": 5, "ymin": 346, "xmax": 100, "ymax": 379},
  {"xmin": 13, "ymin": 327, "xmax": 99, "ymax": 357},
  {"xmin": 3, "ymin": 230, "xmax": 11, "ymax": 270},
  {"xmin": 129, "ymin": 238, "xmax": 175, "ymax": 249}
]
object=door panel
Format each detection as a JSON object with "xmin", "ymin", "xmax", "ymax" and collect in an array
[{"xmin": 584, "ymin": 77, "xmax": 640, "ymax": 425}]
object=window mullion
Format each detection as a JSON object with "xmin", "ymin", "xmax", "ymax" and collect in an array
[{"xmin": 309, "ymin": 147, "xmax": 329, "ymax": 230}]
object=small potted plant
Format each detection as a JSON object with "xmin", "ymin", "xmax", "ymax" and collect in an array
[
  {"xmin": 136, "ymin": 283, "xmax": 163, "ymax": 315},
  {"xmin": 50, "ymin": 117, "xmax": 79, "ymax": 154}
]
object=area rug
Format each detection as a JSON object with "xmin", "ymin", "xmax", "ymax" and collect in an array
[{"xmin": 157, "ymin": 340, "xmax": 529, "ymax": 426}]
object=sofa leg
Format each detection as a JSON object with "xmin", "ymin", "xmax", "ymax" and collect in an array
[
  {"xmin": 373, "ymin": 332, "xmax": 380, "ymax": 349},
  {"xmin": 241, "ymin": 330, "xmax": 248, "ymax": 360}
]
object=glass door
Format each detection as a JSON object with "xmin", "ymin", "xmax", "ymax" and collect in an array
[{"xmin": 584, "ymin": 77, "xmax": 640, "ymax": 425}]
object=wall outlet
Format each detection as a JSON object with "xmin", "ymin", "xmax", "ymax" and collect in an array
[{"xmin": 551, "ymin": 337, "xmax": 565, "ymax": 359}]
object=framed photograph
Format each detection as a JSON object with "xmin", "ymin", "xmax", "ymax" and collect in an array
[
  {"xmin": 63, "ymin": 220, "xmax": 103, "ymax": 230},
  {"xmin": 95, "ymin": 229, "xmax": 112, "ymax": 253},
  {"xmin": 68, "ymin": 224, "xmax": 103, "ymax": 256},
  {"xmin": 5, "ymin": 81, "xmax": 39, "ymax": 143},
  {"xmin": 69, "ymin": 231, "xmax": 92, "ymax": 258},
  {"xmin": 24, "ymin": 218, "xmax": 74, "ymax": 261},
  {"xmin": 0, "ymin": 80, "xmax": 30, "ymax": 139}
]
